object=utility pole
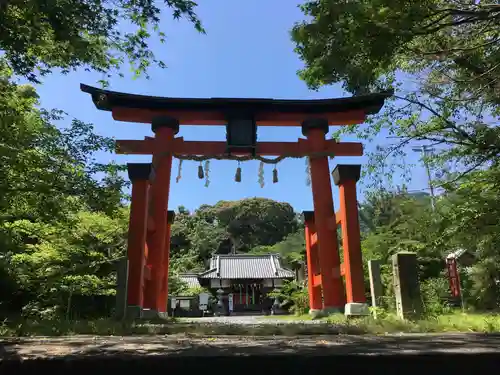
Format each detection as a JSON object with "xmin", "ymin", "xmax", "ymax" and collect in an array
[{"xmin": 412, "ymin": 145, "xmax": 435, "ymax": 211}]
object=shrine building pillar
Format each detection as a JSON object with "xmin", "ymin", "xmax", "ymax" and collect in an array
[
  {"xmin": 157, "ymin": 211, "xmax": 175, "ymax": 312},
  {"xmin": 332, "ymin": 164, "xmax": 369, "ymax": 316},
  {"xmin": 302, "ymin": 119, "xmax": 345, "ymax": 313},
  {"xmin": 125, "ymin": 163, "xmax": 151, "ymax": 318},
  {"xmin": 145, "ymin": 116, "xmax": 178, "ymax": 313},
  {"xmin": 303, "ymin": 211, "xmax": 323, "ymax": 316}
]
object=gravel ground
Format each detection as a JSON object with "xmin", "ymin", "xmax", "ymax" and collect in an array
[
  {"xmin": 179, "ymin": 315, "xmax": 319, "ymax": 325},
  {"xmin": 2, "ymin": 332, "xmax": 500, "ymax": 359}
]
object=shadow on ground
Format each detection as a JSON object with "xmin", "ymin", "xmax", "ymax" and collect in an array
[
  {"xmin": 2, "ymin": 333, "xmax": 500, "ymax": 357},
  {"xmin": 2, "ymin": 334, "xmax": 500, "ymax": 373}
]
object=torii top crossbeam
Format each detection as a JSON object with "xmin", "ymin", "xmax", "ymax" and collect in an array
[
  {"xmin": 80, "ymin": 84, "xmax": 392, "ymax": 158},
  {"xmin": 81, "ymin": 84, "xmax": 392, "ymax": 127}
]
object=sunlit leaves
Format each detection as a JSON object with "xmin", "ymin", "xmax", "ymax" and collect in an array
[
  {"xmin": 168, "ymin": 198, "xmax": 301, "ymax": 273},
  {"xmin": 0, "ymin": 0, "xmax": 204, "ymax": 82},
  {"xmin": 293, "ymin": 0, "xmax": 500, "ymax": 186},
  {"xmin": 0, "ymin": 72, "xmax": 129, "ymax": 315}
]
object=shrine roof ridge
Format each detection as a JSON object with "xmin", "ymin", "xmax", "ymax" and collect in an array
[{"xmin": 80, "ymin": 84, "xmax": 393, "ymax": 116}]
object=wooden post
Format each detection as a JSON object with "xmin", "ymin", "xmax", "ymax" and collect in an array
[
  {"xmin": 303, "ymin": 211, "xmax": 323, "ymax": 316},
  {"xmin": 368, "ymin": 260, "xmax": 383, "ymax": 318},
  {"xmin": 332, "ymin": 164, "xmax": 368, "ymax": 316},
  {"xmin": 302, "ymin": 119, "xmax": 345, "ymax": 313},
  {"xmin": 157, "ymin": 211, "xmax": 175, "ymax": 313},
  {"xmin": 125, "ymin": 163, "xmax": 151, "ymax": 318},
  {"xmin": 392, "ymin": 252, "xmax": 423, "ymax": 320},
  {"xmin": 145, "ymin": 116, "xmax": 178, "ymax": 313}
]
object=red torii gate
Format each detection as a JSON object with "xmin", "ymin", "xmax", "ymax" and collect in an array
[{"xmin": 81, "ymin": 84, "xmax": 391, "ymax": 317}]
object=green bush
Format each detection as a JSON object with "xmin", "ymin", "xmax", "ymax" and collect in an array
[
  {"xmin": 268, "ymin": 280, "xmax": 309, "ymax": 315},
  {"xmin": 421, "ymin": 277, "xmax": 452, "ymax": 317}
]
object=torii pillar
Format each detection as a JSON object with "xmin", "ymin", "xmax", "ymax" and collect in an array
[
  {"xmin": 302, "ymin": 119, "xmax": 345, "ymax": 313},
  {"xmin": 157, "ymin": 211, "xmax": 175, "ymax": 312},
  {"xmin": 143, "ymin": 116, "xmax": 178, "ymax": 314},
  {"xmin": 333, "ymin": 164, "xmax": 368, "ymax": 316},
  {"xmin": 125, "ymin": 163, "xmax": 151, "ymax": 318},
  {"xmin": 303, "ymin": 211, "xmax": 323, "ymax": 317}
]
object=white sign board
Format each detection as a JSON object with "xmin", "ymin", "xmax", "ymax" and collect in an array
[
  {"xmin": 228, "ymin": 293, "xmax": 234, "ymax": 312},
  {"xmin": 180, "ymin": 299, "xmax": 190, "ymax": 309},
  {"xmin": 170, "ymin": 298, "xmax": 177, "ymax": 309},
  {"xmin": 199, "ymin": 293, "xmax": 209, "ymax": 311}
]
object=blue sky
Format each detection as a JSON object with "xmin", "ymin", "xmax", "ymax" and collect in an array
[{"xmin": 34, "ymin": 0, "xmax": 429, "ymax": 212}]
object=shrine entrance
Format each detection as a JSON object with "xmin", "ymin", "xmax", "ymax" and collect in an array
[{"xmin": 81, "ymin": 84, "xmax": 391, "ymax": 317}]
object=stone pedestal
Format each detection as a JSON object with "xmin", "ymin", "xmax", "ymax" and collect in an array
[{"xmin": 344, "ymin": 302, "xmax": 369, "ymax": 317}]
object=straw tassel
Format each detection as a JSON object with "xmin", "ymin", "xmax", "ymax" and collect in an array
[
  {"xmin": 235, "ymin": 162, "xmax": 242, "ymax": 182},
  {"xmin": 198, "ymin": 163, "xmax": 204, "ymax": 179},
  {"xmin": 273, "ymin": 167, "xmax": 278, "ymax": 183}
]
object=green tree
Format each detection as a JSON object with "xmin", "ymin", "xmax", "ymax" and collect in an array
[
  {"xmin": 436, "ymin": 167, "xmax": 500, "ymax": 309},
  {"xmin": 292, "ymin": 0, "xmax": 500, "ymax": 311},
  {"xmin": 6, "ymin": 210, "xmax": 128, "ymax": 318},
  {"xmin": 0, "ymin": 0, "xmax": 204, "ymax": 83},
  {"xmin": 361, "ymin": 190, "xmax": 442, "ymax": 276},
  {"xmin": 208, "ymin": 198, "xmax": 299, "ymax": 252},
  {"xmin": 292, "ymin": 1, "xmax": 500, "ymax": 185},
  {"xmin": 0, "ymin": 66, "xmax": 127, "ymax": 223},
  {"xmin": 168, "ymin": 199, "xmax": 301, "ymax": 273},
  {"xmin": 0, "ymin": 69, "xmax": 128, "ymax": 317},
  {"xmin": 251, "ymin": 230, "xmax": 306, "ymax": 271}
]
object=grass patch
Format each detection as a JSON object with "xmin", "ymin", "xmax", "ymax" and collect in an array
[
  {"xmin": 263, "ymin": 314, "xmax": 317, "ymax": 321},
  {"xmin": 266, "ymin": 311, "xmax": 500, "ymax": 334},
  {"xmin": 346, "ymin": 311, "xmax": 499, "ymax": 333},
  {"xmin": 0, "ymin": 318, "xmax": 361, "ymax": 337},
  {"xmin": 1, "ymin": 311, "xmax": 499, "ymax": 337}
]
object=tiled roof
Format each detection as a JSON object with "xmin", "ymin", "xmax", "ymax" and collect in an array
[
  {"xmin": 179, "ymin": 273, "xmax": 201, "ymax": 289},
  {"xmin": 199, "ymin": 254, "xmax": 295, "ymax": 279},
  {"xmin": 446, "ymin": 248, "xmax": 471, "ymax": 260}
]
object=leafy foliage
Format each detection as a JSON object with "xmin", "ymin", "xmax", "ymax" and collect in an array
[
  {"xmin": 0, "ymin": 70, "xmax": 128, "ymax": 317},
  {"xmin": 359, "ymin": 172, "xmax": 500, "ymax": 311},
  {"xmin": 0, "ymin": 0, "xmax": 204, "ymax": 83},
  {"xmin": 170, "ymin": 198, "xmax": 300, "ymax": 271},
  {"xmin": 292, "ymin": 0, "xmax": 500, "ymax": 187},
  {"xmin": 250, "ymin": 230, "xmax": 305, "ymax": 270},
  {"xmin": 268, "ymin": 280, "xmax": 309, "ymax": 315},
  {"xmin": 290, "ymin": 2, "xmax": 500, "ymax": 311}
]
